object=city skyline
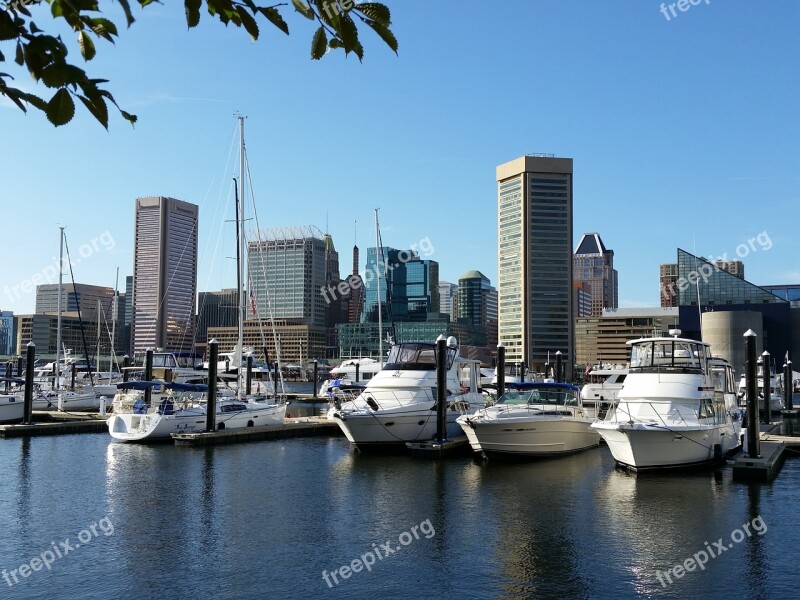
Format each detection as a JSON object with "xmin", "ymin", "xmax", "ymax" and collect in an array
[{"xmin": 2, "ymin": 2, "xmax": 798, "ymax": 317}]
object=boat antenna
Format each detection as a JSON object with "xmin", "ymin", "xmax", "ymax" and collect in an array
[{"xmin": 375, "ymin": 208, "xmax": 382, "ymax": 366}]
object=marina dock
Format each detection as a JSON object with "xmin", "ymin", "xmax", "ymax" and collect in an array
[
  {"xmin": 0, "ymin": 411, "xmax": 108, "ymax": 437},
  {"xmin": 171, "ymin": 416, "xmax": 341, "ymax": 446}
]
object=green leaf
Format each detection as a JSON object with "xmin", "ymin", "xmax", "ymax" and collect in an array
[
  {"xmin": 117, "ymin": 0, "xmax": 137, "ymax": 27},
  {"xmin": 15, "ymin": 41, "xmax": 23, "ymax": 66},
  {"xmin": 236, "ymin": 6, "xmax": 259, "ymax": 40},
  {"xmin": 310, "ymin": 26, "xmax": 327, "ymax": 60},
  {"xmin": 78, "ymin": 94, "xmax": 109, "ymax": 129},
  {"xmin": 185, "ymin": 0, "xmax": 201, "ymax": 28},
  {"xmin": 338, "ymin": 13, "xmax": 358, "ymax": 54},
  {"xmin": 78, "ymin": 30, "xmax": 96, "ymax": 60},
  {"xmin": 291, "ymin": 0, "xmax": 315, "ymax": 20},
  {"xmin": 41, "ymin": 64, "xmax": 86, "ymax": 88},
  {"xmin": 88, "ymin": 18, "xmax": 119, "ymax": 41},
  {"xmin": 364, "ymin": 19, "xmax": 397, "ymax": 53},
  {"xmin": 261, "ymin": 7, "xmax": 289, "ymax": 35},
  {"xmin": 120, "ymin": 110, "xmax": 138, "ymax": 126},
  {"xmin": 356, "ymin": 3, "xmax": 391, "ymax": 26},
  {"xmin": 46, "ymin": 88, "xmax": 75, "ymax": 126}
]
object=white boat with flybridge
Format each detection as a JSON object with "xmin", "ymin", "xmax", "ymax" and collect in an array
[
  {"xmin": 318, "ymin": 357, "xmax": 381, "ymax": 396},
  {"xmin": 456, "ymin": 382, "xmax": 600, "ymax": 459},
  {"xmin": 736, "ymin": 369, "xmax": 784, "ymax": 413},
  {"xmin": 591, "ymin": 330, "xmax": 742, "ymax": 470},
  {"xmin": 328, "ymin": 337, "xmax": 485, "ymax": 451}
]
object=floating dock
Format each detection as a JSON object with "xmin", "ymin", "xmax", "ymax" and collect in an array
[
  {"xmin": 0, "ymin": 414, "xmax": 108, "ymax": 437},
  {"xmin": 732, "ymin": 441, "xmax": 786, "ymax": 482},
  {"xmin": 171, "ymin": 417, "xmax": 341, "ymax": 447},
  {"xmin": 406, "ymin": 435, "xmax": 472, "ymax": 458}
]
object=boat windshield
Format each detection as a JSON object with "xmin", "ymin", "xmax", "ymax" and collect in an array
[
  {"xmin": 384, "ymin": 343, "xmax": 439, "ymax": 371},
  {"xmin": 629, "ymin": 340, "xmax": 706, "ymax": 373},
  {"xmin": 498, "ymin": 387, "xmax": 579, "ymax": 406}
]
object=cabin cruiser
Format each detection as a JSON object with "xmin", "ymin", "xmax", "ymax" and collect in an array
[
  {"xmin": 736, "ymin": 370, "xmax": 784, "ymax": 413},
  {"xmin": 592, "ymin": 332, "xmax": 742, "ymax": 470},
  {"xmin": 580, "ymin": 364, "xmax": 628, "ymax": 419},
  {"xmin": 125, "ymin": 351, "xmax": 207, "ymax": 386},
  {"xmin": 456, "ymin": 382, "xmax": 600, "ymax": 459},
  {"xmin": 327, "ymin": 338, "xmax": 484, "ymax": 450},
  {"xmin": 107, "ymin": 381, "xmax": 286, "ymax": 442}
]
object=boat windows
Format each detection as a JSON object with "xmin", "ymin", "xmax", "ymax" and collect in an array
[
  {"xmin": 629, "ymin": 340, "xmax": 706, "ymax": 373},
  {"xmin": 699, "ymin": 398, "xmax": 715, "ymax": 419},
  {"xmin": 384, "ymin": 343, "xmax": 438, "ymax": 371}
]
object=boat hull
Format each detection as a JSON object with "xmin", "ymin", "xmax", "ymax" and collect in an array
[
  {"xmin": 108, "ymin": 402, "xmax": 286, "ymax": 442},
  {"xmin": 33, "ymin": 392, "xmax": 102, "ymax": 412},
  {"xmin": 332, "ymin": 408, "xmax": 465, "ymax": 450},
  {"xmin": 592, "ymin": 422, "xmax": 738, "ymax": 470},
  {"xmin": 457, "ymin": 415, "xmax": 600, "ymax": 458},
  {"xmin": 0, "ymin": 395, "xmax": 24, "ymax": 423}
]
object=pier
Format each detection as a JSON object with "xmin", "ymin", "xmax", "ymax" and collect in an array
[{"xmin": 0, "ymin": 411, "xmax": 108, "ymax": 437}]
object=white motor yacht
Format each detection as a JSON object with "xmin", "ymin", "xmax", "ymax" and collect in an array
[
  {"xmin": 328, "ymin": 338, "xmax": 484, "ymax": 450},
  {"xmin": 592, "ymin": 332, "xmax": 742, "ymax": 470},
  {"xmin": 736, "ymin": 371, "xmax": 784, "ymax": 413},
  {"xmin": 319, "ymin": 358, "xmax": 382, "ymax": 396},
  {"xmin": 456, "ymin": 382, "xmax": 600, "ymax": 459}
]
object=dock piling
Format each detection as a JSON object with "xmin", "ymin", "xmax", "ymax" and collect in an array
[
  {"xmin": 784, "ymin": 359, "xmax": 793, "ymax": 410},
  {"xmin": 312, "ymin": 360, "xmax": 318, "ymax": 398},
  {"xmin": 436, "ymin": 335, "xmax": 447, "ymax": 443},
  {"xmin": 497, "ymin": 343, "xmax": 505, "ymax": 399},
  {"xmin": 246, "ymin": 354, "xmax": 253, "ymax": 395},
  {"xmin": 144, "ymin": 348, "xmax": 154, "ymax": 406},
  {"xmin": 206, "ymin": 339, "xmax": 218, "ymax": 432},
  {"xmin": 556, "ymin": 351, "xmax": 563, "ymax": 383},
  {"xmin": 23, "ymin": 341, "xmax": 35, "ymax": 424},
  {"xmin": 745, "ymin": 330, "xmax": 760, "ymax": 458},
  {"xmin": 761, "ymin": 351, "xmax": 770, "ymax": 423}
]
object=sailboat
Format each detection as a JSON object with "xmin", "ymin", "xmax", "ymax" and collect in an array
[{"xmin": 107, "ymin": 117, "xmax": 285, "ymax": 442}]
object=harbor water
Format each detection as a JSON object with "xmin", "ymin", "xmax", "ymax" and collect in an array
[{"xmin": 1, "ymin": 432, "xmax": 798, "ymax": 599}]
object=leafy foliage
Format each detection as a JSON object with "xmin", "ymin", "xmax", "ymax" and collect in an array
[{"xmin": 1, "ymin": 0, "xmax": 396, "ymax": 128}]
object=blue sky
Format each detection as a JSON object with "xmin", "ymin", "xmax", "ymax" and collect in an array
[{"xmin": 2, "ymin": 0, "xmax": 798, "ymax": 314}]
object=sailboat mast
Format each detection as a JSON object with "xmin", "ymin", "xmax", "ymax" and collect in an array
[
  {"xmin": 375, "ymin": 209, "xmax": 382, "ymax": 367},
  {"xmin": 236, "ymin": 115, "xmax": 246, "ymax": 400},
  {"xmin": 110, "ymin": 266, "xmax": 118, "ymax": 376},
  {"xmin": 55, "ymin": 226, "xmax": 64, "ymax": 391}
]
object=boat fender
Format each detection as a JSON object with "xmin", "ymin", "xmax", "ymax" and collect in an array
[{"xmin": 365, "ymin": 397, "xmax": 379, "ymax": 411}]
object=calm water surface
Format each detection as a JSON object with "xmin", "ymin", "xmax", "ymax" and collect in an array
[{"xmin": 1, "ymin": 431, "xmax": 798, "ymax": 599}]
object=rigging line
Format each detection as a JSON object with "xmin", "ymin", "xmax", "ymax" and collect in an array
[
  {"xmin": 62, "ymin": 233, "xmax": 95, "ymax": 388},
  {"xmin": 243, "ymin": 148, "xmax": 286, "ymax": 396}
]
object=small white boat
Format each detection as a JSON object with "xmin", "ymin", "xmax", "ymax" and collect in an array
[
  {"xmin": 736, "ymin": 371, "xmax": 784, "ymax": 413},
  {"xmin": 328, "ymin": 338, "xmax": 485, "ymax": 450},
  {"xmin": 457, "ymin": 382, "xmax": 600, "ymax": 459},
  {"xmin": 319, "ymin": 358, "xmax": 382, "ymax": 396},
  {"xmin": 592, "ymin": 332, "xmax": 742, "ymax": 470},
  {"xmin": 32, "ymin": 389, "xmax": 103, "ymax": 412},
  {"xmin": 0, "ymin": 393, "xmax": 24, "ymax": 423}
]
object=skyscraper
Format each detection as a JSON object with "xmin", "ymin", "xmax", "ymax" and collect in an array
[
  {"xmin": 660, "ymin": 263, "xmax": 679, "ymax": 308},
  {"xmin": 438, "ymin": 282, "xmax": 458, "ymax": 321},
  {"xmin": 457, "ymin": 270, "xmax": 498, "ymax": 348},
  {"xmin": 362, "ymin": 247, "xmax": 439, "ymax": 323},
  {"xmin": 247, "ymin": 226, "xmax": 327, "ymax": 327},
  {"xmin": 497, "ymin": 155, "xmax": 573, "ymax": 378},
  {"xmin": 573, "ymin": 232, "xmax": 618, "ymax": 317},
  {"xmin": 132, "ymin": 196, "xmax": 198, "ymax": 354}
]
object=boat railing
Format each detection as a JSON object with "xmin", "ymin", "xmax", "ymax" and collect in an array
[
  {"xmin": 112, "ymin": 390, "xmax": 204, "ymax": 415},
  {"xmin": 340, "ymin": 387, "xmax": 482, "ymax": 413}
]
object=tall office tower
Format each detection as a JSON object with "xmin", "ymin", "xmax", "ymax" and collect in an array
[
  {"xmin": 362, "ymin": 247, "xmax": 439, "ymax": 323},
  {"xmin": 660, "ymin": 263, "xmax": 679, "ymax": 308},
  {"xmin": 497, "ymin": 155, "xmax": 573, "ymax": 378},
  {"xmin": 457, "ymin": 271, "xmax": 498, "ymax": 347},
  {"xmin": 132, "ymin": 197, "xmax": 198, "ymax": 354},
  {"xmin": 438, "ymin": 282, "xmax": 458, "ymax": 321},
  {"xmin": 35, "ymin": 283, "xmax": 115, "ymax": 320},
  {"xmin": 248, "ymin": 226, "xmax": 328, "ymax": 327},
  {"xmin": 124, "ymin": 275, "xmax": 133, "ymax": 355},
  {"xmin": 573, "ymin": 232, "xmax": 618, "ymax": 317},
  {"xmin": 348, "ymin": 244, "xmax": 364, "ymax": 323}
]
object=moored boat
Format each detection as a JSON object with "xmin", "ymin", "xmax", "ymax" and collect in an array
[
  {"xmin": 592, "ymin": 331, "xmax": 741, "ymax": 470},
  {"xmin": 456, "ymin": 382, "xmax": 599, "ymax": 459},
  {"xmin": 328, "ymin": 337, "xmax": 484, "ymax": 450}
]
